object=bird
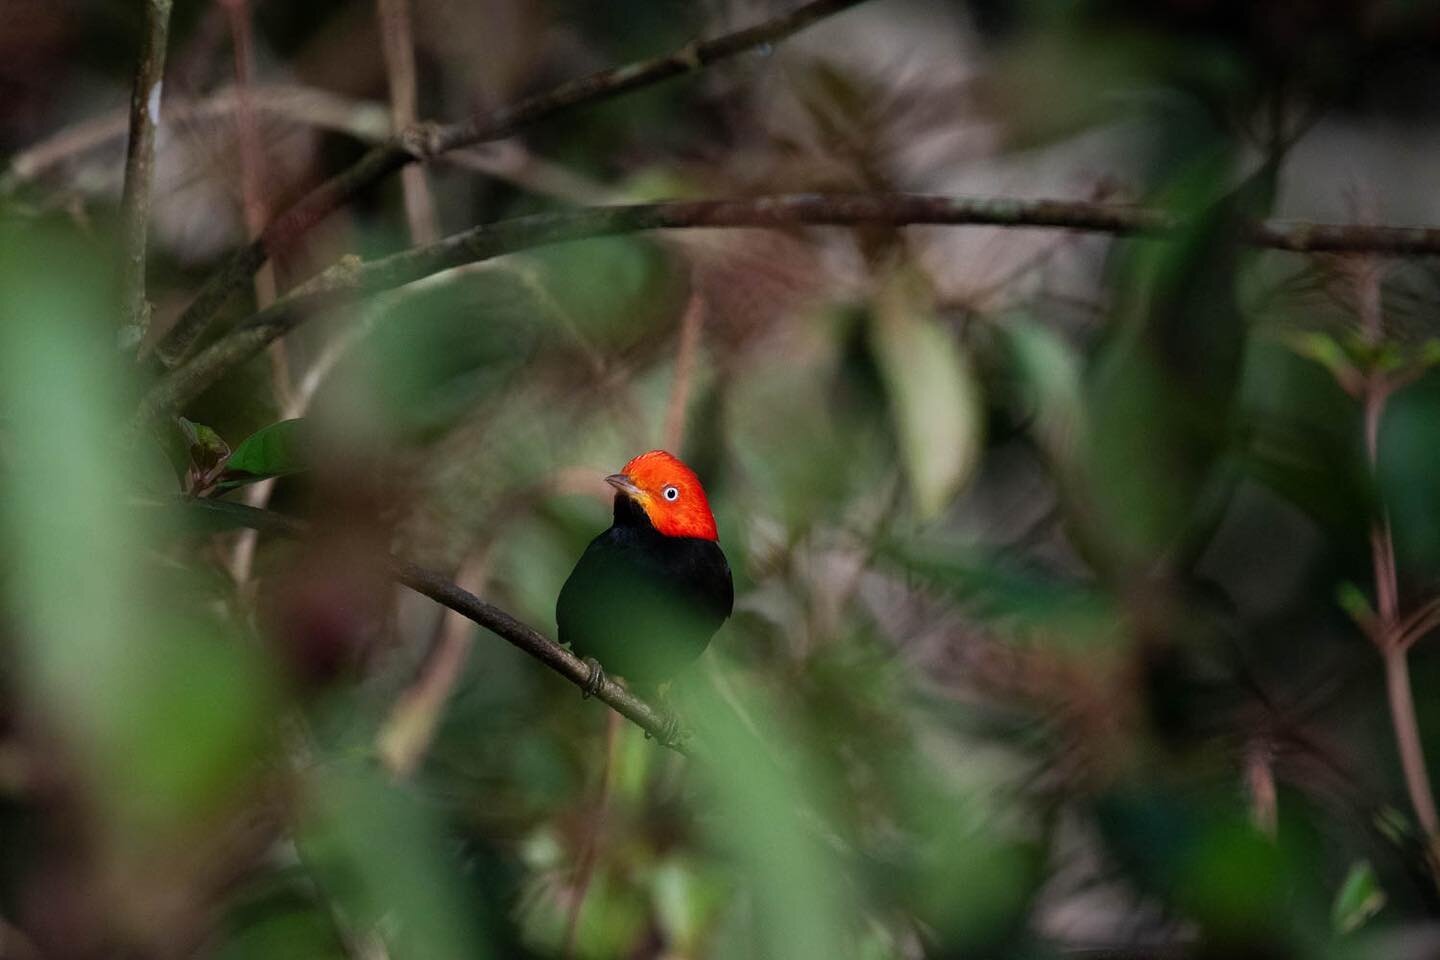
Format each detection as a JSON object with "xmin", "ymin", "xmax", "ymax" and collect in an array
[{"xmin": 557, "ymin": 450, "xmax": 733, "ymax": 701}]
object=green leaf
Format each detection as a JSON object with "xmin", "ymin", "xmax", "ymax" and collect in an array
[
  {"xmin": 1278, "ymin": 330, "xmax": 1360, "ymax": 392},
  {"xmin": 299, "ymin": 761, "xmax": 491, "ymax": 959},
  {"xmin": 870, "ymin": 269, "xmax": 983, "ymax": 520},
  {"xmin": 1336, "ymin": 581, "xmax": 1375, "ymax": 628},
  {"xmin": 223, "ymin": 418, "xmax": 307, "ymax": 481},
  {"xmin": 178, "ymin": 416, "xmax": 230, "ymax": 472},
  {"xmin": 997, "ymin": 317, "xmax": 1086, "ymax": 471},
  {"xmin": 1332, "ymin": 860, "xmax": 1385, "ymax": 934}
]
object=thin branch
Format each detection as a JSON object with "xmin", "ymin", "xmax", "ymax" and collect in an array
[
  {"xmin": 1, "ymin": 85, "xmax": 391, "ymax": 189},
  {"xmin": 664, "ymin": 291, "xmax": 705, "ymax": 452},
  {"xmin": 149, "ymin": 0, "xmax": 872, "ymax": 366},
  {"xmin": 377, "ymin": 0, "xmax": 439, "ymax": 244},
  {"xmin": 182, "ymin": 499, "xmax": 690, "ymax": 751},
  {"xmin": 119, "ymin": 0, "xmax": 175, "ymax": 346},
  {"xmin": 2, "ymin": 83, "xmax": 601, "ymax": 212},
  {"xmin": 1385, "ymin": 646, "xmax": 1440, "ymax": 838},
  {"xmin": 1353, "ymin": 257, "xmax": 1440, "ymax": 852},
  {"xmin": 135, "ymin": 192, "xmax": 1440, "ymax": 425},
  {"xmin": 1397, "ymin": 595, "xmax": 1440, "ymax": 651},
  {"xmin": 378, "ymin": 554, "xmax": 491, "ymax": 777},
  {"xmin": 220, "ymin": 0, "xmax": 289, "ymax": 403}
]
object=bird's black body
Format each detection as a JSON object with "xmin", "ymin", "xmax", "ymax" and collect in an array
[{"xmin": 557, "ymin": 495, "xmax": 733, "ymax": 687}]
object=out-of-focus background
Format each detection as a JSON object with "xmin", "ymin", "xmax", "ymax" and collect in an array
[{"xmin": 5, "ymin": 0, "xmax": 1440, "ymax": 957}]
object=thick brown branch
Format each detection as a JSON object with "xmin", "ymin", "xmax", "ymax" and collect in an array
[
  {"xmin": 182, "ymin": 499, "xmax": 689, "ymax": 752},
  {"xmin": 119, "ymin": 0, "xmax": 174, "ymax": 345},
  {"xmin": 149, "ymin": 0, "xmax": 870, "ymax": 366},
  {"xmin": 134, "ymin": 193, "xmax": 1440, "ymax": 424}
]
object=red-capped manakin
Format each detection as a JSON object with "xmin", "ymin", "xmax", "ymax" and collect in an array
[{"xmin": 557, "ymin": 450, "xmax": 733, "ymax": 695}]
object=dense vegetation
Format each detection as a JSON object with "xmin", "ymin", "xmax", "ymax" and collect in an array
[{"xmin": 4, "ymin": 1, "xmax": 1440, "ymax": 957}]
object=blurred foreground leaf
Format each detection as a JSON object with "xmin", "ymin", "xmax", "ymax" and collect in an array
[
  {"xmin": 1084, "ymin": 133, "xmax": 1260, "ymax": 567},
  {"xmin": 686, "ymin": 671, "xmax": 855, "ymax": 960},
  {"xmin": 299, "ymin": 760, "xmax": 491, "ymax": 960},
  {"xmin": 0, "ymin": 222, "xmax": 280, "ymax": 936},
  {"xmin": 871, "ymin": 268, "xmax": 983, "ymax": 521}
]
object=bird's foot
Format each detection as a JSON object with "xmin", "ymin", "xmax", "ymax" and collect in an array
[{"xmin": 581, "ymin": 657, "xmax": 606, "ymax": 699}]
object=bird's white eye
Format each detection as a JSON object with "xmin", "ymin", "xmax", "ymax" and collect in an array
[{"xmin": 662, "ymin": 485, "xmax": 680, "ymax": 501}]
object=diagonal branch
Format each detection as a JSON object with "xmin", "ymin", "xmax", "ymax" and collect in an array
[
  {"xmin": 150, "ymin": 0, "xmax": 871, "ymax": 366},
  {"xmin": 119, "ymin": 0, "xmax": 175, "ymax": 347},
  {"xmin": 182, "ymin": 498, "xmax": 690, "ymax": 752},
  {"xmin": 134, "ymin": 192, "xmax": 1440, "ymax": 425}
]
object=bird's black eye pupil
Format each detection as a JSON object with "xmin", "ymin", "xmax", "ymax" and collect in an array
[{"xmin": 664, "ymin": 486, "xmax": 679, "ymax": 501}]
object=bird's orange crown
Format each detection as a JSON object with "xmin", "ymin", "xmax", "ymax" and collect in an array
[{"xmin": 606, "ymin": 450, "xmax": 719, "ymax": 541}]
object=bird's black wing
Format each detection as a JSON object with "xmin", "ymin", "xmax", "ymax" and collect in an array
[{"xmin": 557, "ymin": 527, "xmax": 731, "ymax": 686}]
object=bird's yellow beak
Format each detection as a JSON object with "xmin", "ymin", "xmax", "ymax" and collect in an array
[{"xmin": 605, "ymin": 473, "xmax": 646, "ymax": 500}]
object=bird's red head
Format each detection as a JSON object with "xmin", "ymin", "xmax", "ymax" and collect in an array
[{"xmin": 606, "ymin": 450, "xmax": 719, "ymax": 541}]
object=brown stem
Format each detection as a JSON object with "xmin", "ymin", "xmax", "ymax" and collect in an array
[
  {"xmin": 119, "ymin": 0, "xmax": 175, "ymax": 345},
  {"xmin": 1245, "ymin": 739, "xmax": 1278, "ymax": 838},
  {"xmin": 149, "ymin": 0, "xmax": 872, "ymax": 366},
  {"xmin": 135, "ymin": 193, "xmax": 1440, "ymax": 426},
  {"xmin": 1356, "ymin": 260, "xmax": 1440, "ymax": 861},
  {"xmin": 377, "ymin": 0, "xmax": 439, "ymax": 244},
  {"xmin": 1386, "ymin": 646, "xmax": 1440, "ymax": 838}
]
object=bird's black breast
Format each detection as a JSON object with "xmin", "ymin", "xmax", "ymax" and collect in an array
[{"xmin": 556, "ymin": 522, "xmax": 733, "ymax": 687}]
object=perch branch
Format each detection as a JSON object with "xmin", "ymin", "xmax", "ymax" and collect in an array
[
  {"xmin": 182, "ymin": 499, "xmax": 690, "ymax": 752},
  {"xmin": 118, "ymin": 0, "xmax": 175, "ymax": 346},
  {"xmin": 150, "ymin": 0, "xmax": 870, "ymax": 366},
  {"xmin": 135, "ymin": 192, "xmax": 1440, "ymax": 425}
]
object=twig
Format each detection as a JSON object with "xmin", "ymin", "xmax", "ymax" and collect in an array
[
  {"xmin": 377, "ymin": 0, "xmax": 439, "ymax": 244},
  {"xmin": 149, "ymin": 0, "xmax": 872, "ymax": 366},
  {"xmin": 220, "ymin": 0, "xmax": 289, "ymax": 402},
  {"xmin": 377, "ymin": 553, "xmax": 492, "ymax": 777},
  {"xmin": 663, "ymin": 291, "xmax": 705, "ymax": 452},
  {"xmin": 1244, "ymin": 738, "xmax": 1278, "ymax": 838},
  {"xmin": 2, "ymin": 81, "xmax": 601, "ymax": 212},
  {"xmin": 2, "ymin": 85, "xmax": 391, "ymax": 190},
  {"xmin": 134, "ymin": 193, "xmax": 1440, "ymax": 425},
  {"xmin": 182, "ymin": 499, "xmax": 691, "ymax": 751},
  {"xmin": 1353, "ymin": 257, "xmax": 1440, "ymax": 851},
  {"xmin": 222, "ymin": 0, "xmax": 293, "ymax": 587},
  {"xmin": 118, "ymin": 0, "xmax": 175, "ymax": 346}
]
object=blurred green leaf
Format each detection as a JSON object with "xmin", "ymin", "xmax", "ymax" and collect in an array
[
  {"xmin": 0, "ymin": 222, "xmax": 279, "ymax": 857},
  {"xmin": 299, "ymin": 760, "xmax": 491, "ymax": 960},
  {"xmin": 1378, "ymin": 377, "xmax": 1440, "ymax": 578},
  {"xmin": 686, "ymin": 673, "xmax": 856, "ymax": 960},
  {"xmin": 1336, "ymin": 581, "xmax": 1376, "ymax": 629},
  {"xmin": 1332, "ymin": 860, "xmax": 1386, "ymax": 934},
  {"xmin": 1084, "ymin": 135, "xmax": 1261, "ymax": 567},
  {"xmin": 870, "ymin": 269, "xmax": 983, "ymax": 520},
  {"xmin": 996, "ymin": 317, "xmax": 1086, "ymax": 471},
  {"xmin": 1279, "ymin": 330, "xmax": 1361, "ymax": 393},
  {"xmin": 222, "ymin": 417, "xmax": 307, "ymax": 482}
]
